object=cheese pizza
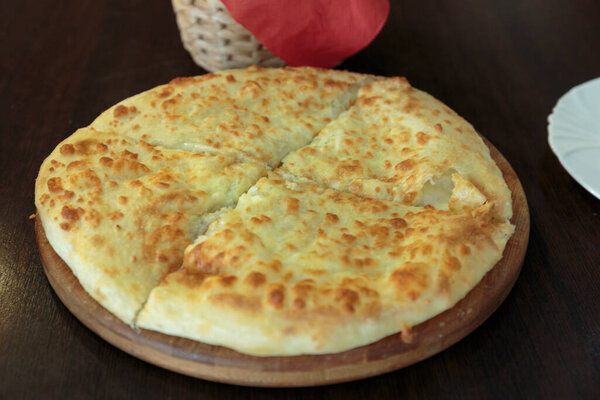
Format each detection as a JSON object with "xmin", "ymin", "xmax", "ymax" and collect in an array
[{"xmin": 35, "ymin": 66, "xmax": 514, "ymax": 356}]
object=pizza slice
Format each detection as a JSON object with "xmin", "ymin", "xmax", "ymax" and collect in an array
[
  {"xmin": 278, "ymin": 78, "xmax": 512, "ymax": 220},
  {"xmin": 136, "ymin": 176, "xmax": 514, "ymax": 356},
  {"xmin": 35, "ymin": 128, "xmax": 266, "ymax": 323},
  {"xmin": 91, "ymin": 66, "xmax": 371, "ymax": 168}
]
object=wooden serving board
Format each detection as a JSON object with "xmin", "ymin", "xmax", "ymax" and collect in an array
[{"xmin": 35, "ymin": 138, "xmax": 529, "ymax": 387}]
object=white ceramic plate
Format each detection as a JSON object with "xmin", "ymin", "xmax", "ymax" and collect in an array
[{"xmin": 548, "ymin": 78, "xmax": 600, "ymax": 200}]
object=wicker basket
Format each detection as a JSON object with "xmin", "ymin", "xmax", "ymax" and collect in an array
[{"xmin": 172, "ymin": 0, "xmax": 286, "ymax": 72}]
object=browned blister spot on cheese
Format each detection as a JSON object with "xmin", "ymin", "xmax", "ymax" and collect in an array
[
  {"xmin": 390, "ymin": 262, "xmax": 429, "ymax": 301},
  {"xmin": 47, "ymin": 177, "xmax": 63, "ymax": 193},
  {"xmin": 341, "ymin": 233, "xmax": 356, "ymax": 244},
  {"xmin": 225, "ymin": 74, "xmax": 236, "ymax": 83},
  {"xmin": 396, "ymin": 159, "xmax": 416, "ymax": 171},
  {"xmin": 292, "ymin": 298, "xmax": 306, "ymax": 310},
  {"xmin": 95, "ymin": 142, "xmax": 108, "ymax": 153},
  {"xmin": 161, "ymin": 98, "xmax": 177, "ymax": 109},
  {"xmin": 141, "ymin": 224, "xmax": 186, "ymax": 269},
  {"xmin": 107, "ymin": 211, "xmax": 124, "ymax": 221},
  {"xmin": 353, "ymin": 257, "xmax": 374, "ymax": 268},
  {"xmin": 91, "ymin": 234, "xmax": 104, "ymax": 248},
  {"xmin": 118, "ymin": 196, "xmax": 128, "ymax": 205},
  {"xmin": 282, "ymin": 197, "xmax": 300, "ymax": 213},
  {"xmin": 435, "ymin": 273, "xmax": 450, "ymax": 294},
  {"xmin": 218, "ymin": 275, "xmax": 237, "ymax": 287},
  {"xmin": 267, "ymin": 284, "xmax": 285, "ymax": 309},
  {"xmin": 59, "ymin": 222, "xmax": 70, "ymax": 231},
  {"xmin": 349, "ymin": 181, "xmax": 363, "ymax": 193},
  {"xmin": 444, "ymin": 254, "xmax": 462, "ymax": 271},
  {"xmin": 66, "ymin": 160, "xmax": 86, "ymax": 172},
  {"xmin": 434, "ymin": 123, "xmax": 443, "ymax": 133},
  {"xmin": 211, "ymin": 293, "xmax": 261, "ymax": 313},
  {"xmin": 336, "ymin": 159, "xmax": 363, "ymax": 177},
  {"xmin": 158, "ymin": 87, "xmax": 173, "ymax": 98},
  {"xmin": 390, "ymin": 217, "xmax": 407, "ymax": 228},
  {"xmin": 84, "ymin": 208, "xmax": 102, "ymax": 228},
  {"xmin": 307, "ymin": 269, "xmax": 329, "ymax": 276},
  {"xmin": 324, "ymin": 79, "xmax": 346, "ymax": 90},
  {"xmin": 361, "ymin": 82, "xmax": 375, "ymax": 93},
  {"xmin": 421, "ymin": 244, "xmax": 433, "ymax": 256},
  {"xmin": 324, "ymin": 213, "xmax": 339, "ymax": 223},
  {"xmin": 244, "ymin": 271, "xmax": 266, "ymax": 288},
  {"xmin": 292, "ymin": 281, "xmax": 315, "ymax": 303},
  {"xmin": 60, "ymin": 144, "xmax": 75, "ymax": 155},
  {"xmin": 99, "ymin": 156, "xmax": 113, "ymax": 167},
  {"xmin": 299, "ymin": 146, "xmax": 316, "ymax": 155},
  {"xmin": 459, "ymin": 244, "xmax": 471, "ymax": 255},
  {"xmin": 39, "ymin": 194, "xmax": 50, "ymax": 205},
  {"xmin": 238, "ymin": 80, "xmax": 262, "ymax": 98},
  {"xmin": 250, "ymin": 214, "xmax": 271, "ymax": 224},
  {"xmin": 184, "ymin": 243, "xmax": 220, "ymax": 274},
  {"xmin": 403, "ymin": 191, "xmax": 417, "ymax": 205},
  {"xmin": 114, "ymin": 159, "xmax": 151, "ymax": 175},
  {"xmin": 316, "ymin": 228, "xmax": 327, "ymax": 239},
  {"xmin": 113, "ymin": 105, "xmax": 129, "ymax": 118},
  {"xmin": 70, "ymin": 169, "xmax": 102, "ymax": 189},
  {"xmin": 113, "ymin": 105, "xmax": 138, "ymax": 118},
  {"xmin": 335, "ymin": 288, "xmax": 359, "ymax": 313},
  {"xmin": 169, "ymin": 76, "xmax": 195, "ymax": 86},
  {"xmin": 58, "ymin": 190, "xmax": 75, "ymax": 201},
  {"xmin": 416, "ymin": 131, "xmax": 433, "ymax": 145},
  {"xmin": 61, "ymin": 205, "xmax": 83, "ymax": 222},
  {"xmin": 172, "ymin": 268, "xmax": 210, "ymax": 289},
  {"xmin": 359, "ymin": 286, "xmax": 379, "ymax": 298},
  {"xmin": 358, "ymin": 95, "xmax": 382, "ymax": 107},
  {"xmin": 269, "ymin": 259, "xmax": 282, "ymax": 273}
]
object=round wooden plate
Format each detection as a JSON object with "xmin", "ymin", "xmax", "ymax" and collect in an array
[{"xmin": 35, "ymin": 138, "xmax": 529, "ymax": 387}]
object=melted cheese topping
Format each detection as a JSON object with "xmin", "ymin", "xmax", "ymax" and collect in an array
[
  {"xmin": 36, "ymin": 128, "xmax": 266, "ymax": 322},
  {"xmin": 35, "ymin": 66, "xmax": 515, "ymax": 355},
  {"xmin": 279, "ymin": 78, "xmax": 512, "ymax": 219},
  {"xmin": 137, "ymin": 177, "xmax": 513, "ymax": 355},
  {"xmin": 91, "ymin": 66, "xmax": 369, "ymax": 167}
]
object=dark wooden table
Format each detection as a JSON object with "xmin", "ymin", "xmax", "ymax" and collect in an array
[{"xmin": 2, "ymin": 0, "xmax": 599, "ymax": 398}]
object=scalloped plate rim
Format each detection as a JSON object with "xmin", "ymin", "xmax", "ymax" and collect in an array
[{"xmin": 548, "ymin": 77, "xmax": 600, "ymax": 200}]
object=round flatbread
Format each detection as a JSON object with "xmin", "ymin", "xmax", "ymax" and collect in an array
[{"xmin": 35, "ymin": 66, "xmax": 514, "ymax": 356}]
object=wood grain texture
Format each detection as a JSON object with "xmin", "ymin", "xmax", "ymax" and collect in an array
[
  {"xmin": 3, "ymin": 0, "xmax": 600, "ymax": 398},
  {"xmin": 35, "ymin": 139, "xmax": 529, "ymax": 387}
]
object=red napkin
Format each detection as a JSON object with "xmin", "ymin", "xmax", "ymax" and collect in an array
[{"xmin": 222, "ymin": 0, "xmax": 390, "ymax": 68}]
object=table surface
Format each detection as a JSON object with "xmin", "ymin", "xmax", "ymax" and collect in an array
[{"xmin": 1, "ymin": 0, "xmax": 599, "ymax": 398}]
